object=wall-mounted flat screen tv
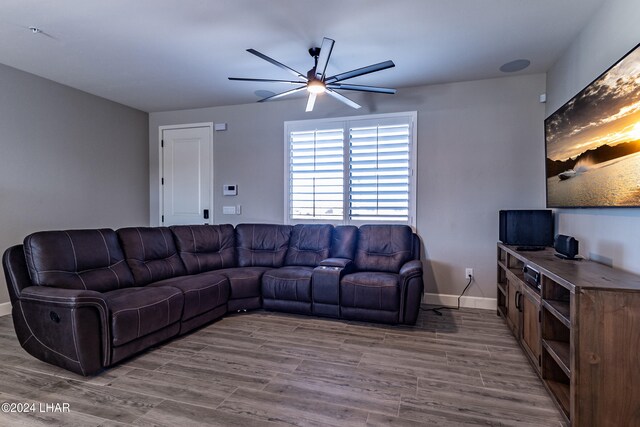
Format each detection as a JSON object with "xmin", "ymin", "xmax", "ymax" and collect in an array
[{"xmin": 545, "ymin": 43, "xmax": 640, "ymax": 208}]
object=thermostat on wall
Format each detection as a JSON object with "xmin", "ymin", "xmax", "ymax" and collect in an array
[{"xmin": 223, "ymin": 184, "xmax": 237, "ymax": 196}]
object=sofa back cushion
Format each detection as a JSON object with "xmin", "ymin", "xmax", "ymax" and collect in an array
[
  {"xmin": 236, "ymin": 223, "xmax": 292, "ymax": 267},
  {"xmin": 117, "ymin": 227, "xmax": 186, "ymax": 285},
  {"xmin": 330, "ymin": 225, "xmax": 358, "ymax": 259},
  {"xmin": 284, "ymin": 224, "xmax": 332, "ymax": 267},
  {"xmin": 170, "ymin": 224, "xmax": 235, "ymax": 274},
  {"xmin": 354, "ymin": 225, "xmax": 413, "ymax": 273},
  {"xmin": 24, "ymin": 229, "xmax": 134, "ymax": 292}
]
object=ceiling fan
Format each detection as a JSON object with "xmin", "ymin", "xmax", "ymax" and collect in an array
[{"xmin": 229, "ymin": 37, "xmax": 396, "ymax": 112}]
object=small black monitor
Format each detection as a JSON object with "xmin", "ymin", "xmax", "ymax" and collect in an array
[{"xmin": 499, "ymin": 210, "xmax": 554, "ymax": 247}]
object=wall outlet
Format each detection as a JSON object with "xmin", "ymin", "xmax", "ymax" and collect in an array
[{"xmin": 465, "ymin": 268, "xmax": 474, "ymax": 279}]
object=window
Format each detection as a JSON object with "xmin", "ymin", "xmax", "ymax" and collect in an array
[{"xmin": 285, "ymin": 112, "xmax": 417, "ymax": 226}]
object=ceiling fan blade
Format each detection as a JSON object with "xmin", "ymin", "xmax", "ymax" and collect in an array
[
  {"xmin": 247, "ymin": 49, "xmax": 307, "ymax": 80},
  {"xmin": 314, "ymin": 37, "xmax": 335, "ymax": 81},
  {"xmin": 327, "ymin": 83, "xmax": 396, "ymax": 94},
  {"xmin": 305, "ymin": 93, "xmax": 317, "ymax": 112},
  {"xmin": 326, "ymin": 89, "xmax": 361, "ymax": 109},
  {"xmin": 258, "ymin": 86, "xmax": 307, "ymax": 102},
  {"xmin": 325, "ymin": 60, "xmax": 395, "ymax": 84},
  {"xmin": 229, "ymin": 77, "xmax": 307, "ymax": 84}
]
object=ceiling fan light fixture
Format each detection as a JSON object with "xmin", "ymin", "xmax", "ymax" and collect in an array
[{"xmin": 307, "ymin": 80, "xmax": 326, "ymax": 94}]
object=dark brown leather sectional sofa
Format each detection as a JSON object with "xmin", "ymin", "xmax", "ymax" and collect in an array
[{"xmin": 2, "ymin": 223, "xmax": 423, "ymax": 376}]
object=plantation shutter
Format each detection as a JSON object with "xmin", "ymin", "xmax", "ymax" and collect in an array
[
  {"xmin": 289, "ymin": 127, "xmax": 344, "ymax": 220},
  {"xmin": 285, "ymin": 112, "xmax": 416, "ymax": 226},
  {"xmin": 349, "ymin": 118, "xmax": 411, "ymax": 222}
]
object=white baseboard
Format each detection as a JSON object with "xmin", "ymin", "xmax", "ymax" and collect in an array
[
  {"xmin": 0, "ymin": 302, "xmax": 11, "ymax": 317},
  {"xmin": 423, "ymin": 293, "xmax": 496, "ymax": 310}
]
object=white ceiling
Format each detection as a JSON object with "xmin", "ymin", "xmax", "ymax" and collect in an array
[{"xmin": 0, "ymin": 0, "xmax": 606, "ymax": 112}]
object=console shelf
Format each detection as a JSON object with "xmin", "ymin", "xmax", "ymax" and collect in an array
[
  {"xmin": 542, "ymin": 339, "xmax": 570, "ymax": 376},
  {"xmin": 542, "ymin": 299, "xmax": 570, "ymax": 327},
  {"xmin": 546, "ymin": 379, "xmax": 570, "ymax": 417},
  {"xmin": 497, "ymin": 243, "xmax": 640, "ymax": 426}
]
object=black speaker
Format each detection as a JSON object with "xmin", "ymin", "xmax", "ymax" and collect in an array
[
  {"xmin": 554, "ymin": 235, "xmax": 579, "ymax": 260},
  {"xmin": 499, "ymin": 210, "xmax": 554, "ymax": 247}
]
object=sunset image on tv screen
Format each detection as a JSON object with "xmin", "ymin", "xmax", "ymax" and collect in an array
[{"xmin": 545, "ymin": 43, "xmax": 640, "ymax": 207}]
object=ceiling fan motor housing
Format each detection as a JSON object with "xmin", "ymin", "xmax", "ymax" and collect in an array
[
  {"xmin": 308, "ymin": 47, "xmax": 322, "ymax": 58},
  {"xmin": 307, "ymin": 68, "xmax": 317, "ymax": 80},
  {"xmin": 307, "ymin": 47, "xmax": 321, "ymax": 79}
]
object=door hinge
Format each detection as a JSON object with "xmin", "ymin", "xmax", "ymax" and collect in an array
[
  {"xmin": 161, "ymin": 215, "xmax": 164, "ymax": 223},
  {"xmin": 538, "ymin": 310, "xmax": 542, "ymax": 323},
  {"xmin": 161, "ymin": 139, "xmax": 164, "ymax": 148},
  {"xmin": 161, "ymin": 178, "xmax": 164, "ymax": 185},
  {"xmin": 538, "ymin": 354, "xmax": 541, "ymax": 366}
]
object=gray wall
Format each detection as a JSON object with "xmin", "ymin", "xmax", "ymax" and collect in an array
[
  {"xmin": 150, "ymin": 73, "xmax": 547, "ymax": 303},
  {"xmin": 546, "ymin": 0, "xmax": 640, "ymax": 273},
  {"xmin": 0, "ymin": 63, "xmax": 149, "ymax": 305}
]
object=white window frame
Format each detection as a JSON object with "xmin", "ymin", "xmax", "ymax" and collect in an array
[{"xmin": 284, "ymin": 111, "xmax": 417, "ymax": 227}]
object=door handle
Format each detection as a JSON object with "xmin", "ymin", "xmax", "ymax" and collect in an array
[
  {"xmin": 514, "ymin": 291, "xmax": 520, "ymax": 310},
  {"xmin": 203, "ymin": 209, "xmax": 209, "ymax": 219},
  {"xmin": 518, "ymin": 292, "xmax": 524, "ymax": 312}
]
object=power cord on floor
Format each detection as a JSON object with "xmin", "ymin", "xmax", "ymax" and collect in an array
[{"xmin": 423, "ymin": 275, "xmax": 473, "ymax": 316}]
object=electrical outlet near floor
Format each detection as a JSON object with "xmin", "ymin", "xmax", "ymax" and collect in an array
[{"xmin": 465, "ymin": 268, "xmax": 473, "ymax": 279}]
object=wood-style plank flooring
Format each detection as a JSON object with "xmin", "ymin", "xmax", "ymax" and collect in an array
[{"xmin": 0, "ymin": 307, "xmax": 566, "ymax": 426}]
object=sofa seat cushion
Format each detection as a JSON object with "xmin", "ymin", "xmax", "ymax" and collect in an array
[
  {"xmin": 262, "ymin": 267, "xmax": 314, "ymax": 303},
  {"xmin": 147, "ymin": 272, "xmax": 229, "ymax": 321},
  {"xmin": 215, "ymin": 267, "xmax": 269, "ymax": 300},
  {"xmin": 340, "ymin": 272, "xmax": 400, "ymax": 311},
  {"xmin": 104, "ymin": 287, "xmax": 183, "ymax": 347}
]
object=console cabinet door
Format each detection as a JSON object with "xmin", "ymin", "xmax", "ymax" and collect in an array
[
  {"xmin": 506, "ymin": 279, "xmax": 521, "ymax": 336},
  {"xmin": 521, "ymin": 288, "xmax": 541, "ymax": 370}
]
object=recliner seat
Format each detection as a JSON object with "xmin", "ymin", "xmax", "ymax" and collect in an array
[
  {"xmin": 118, "ymin": 227, "xmax": 229, "ymax": 334},
  {"xmin": 262, "ymin": 224, "xmax": 333, "ymax": 314},
  {"xmin": 340, "ymin": 225, "xmax": 415, "ymax": 324}
]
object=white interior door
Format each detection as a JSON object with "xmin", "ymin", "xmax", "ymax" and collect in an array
[{"xmin": 161, "ymin": 125, "xmax": 213, "ymax": 225}]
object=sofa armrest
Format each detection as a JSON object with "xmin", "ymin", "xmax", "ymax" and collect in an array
[
  {"xmin": 312, "ymin": 259, "xmax": 354, "ymax": 318},
  {"xmin": 3, "ymin": 245, "xmax": 31, "ymax": 304},
  {"xmin": 399, "ymin": 260, "xmax": 424, "ymax": 325},
  {"xmin": 16, "ymin": 286, "xmax": 110, "ymax": 375},
  {"xmin": 20, "ymin": 286, "xmax": 110, "ymax": 326},
  {"xmin": 21, "ymin": 286, "xmax": 108, "ymax": 307},
  {"xmin": 400, "ymin": 260, "xmax": 423, "ymax": 278},
  {"xmin": 319, "ymin": 257, "xmax": 353, "ymax": 269}
]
